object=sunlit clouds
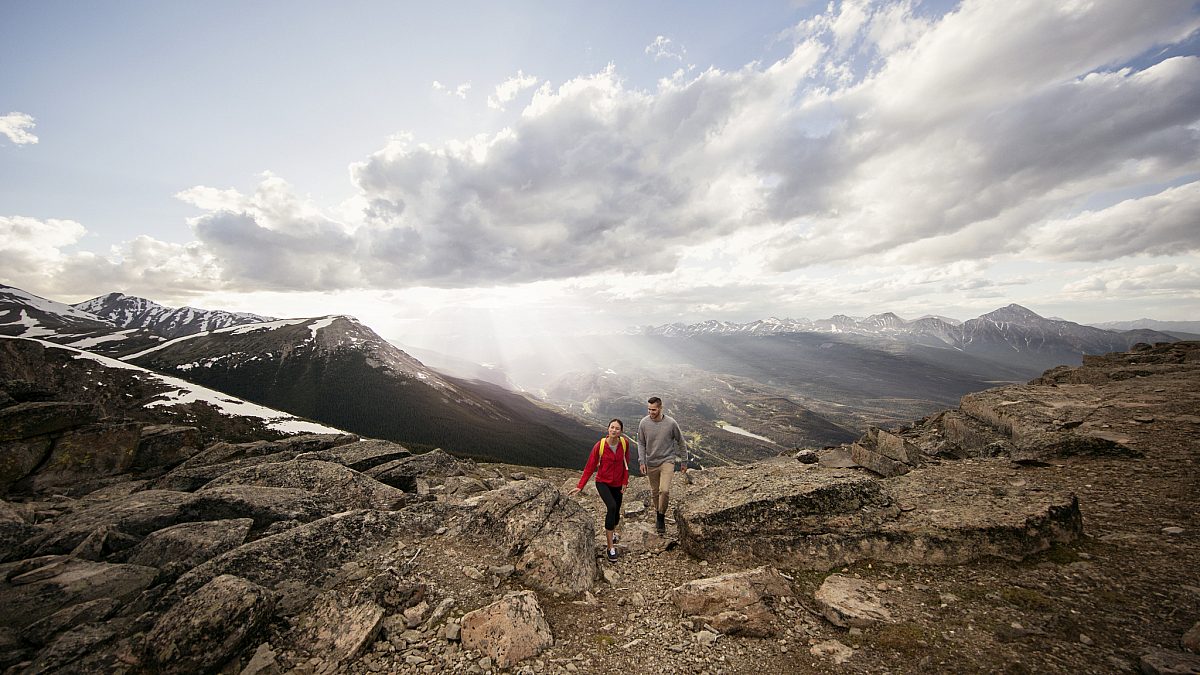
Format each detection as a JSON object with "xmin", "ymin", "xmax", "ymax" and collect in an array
[
  {"xmin": 0, "ymin": 112, "xmax": 38, "ymax": 145},
  {"xmin": 2, "ymin": 0, "xmax": 1199, "ymax": 351}
]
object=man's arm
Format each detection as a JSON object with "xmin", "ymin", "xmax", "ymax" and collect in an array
[
  {"xmin": 674, "ymin": 420, "xmax": 688, "ymax": 472},
  {"xmin": 637, "ymin": 421, "xmax": 647, "ymax": 474}
]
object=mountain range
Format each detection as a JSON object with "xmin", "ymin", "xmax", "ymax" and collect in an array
[
  {"xmin": 1, "ymin": 283, "xmax": 1185, "ymax": 468},
  {"xmin": 1, "ymin": 285, "xmax": 597, "ymax": 467},
  {"xmin": 634, "ymin": 304, "xmax": 1177, "ymax": 374},
  {"xmin": 73, "ymin": 292, "xmax": 274, "ymax": 339}
]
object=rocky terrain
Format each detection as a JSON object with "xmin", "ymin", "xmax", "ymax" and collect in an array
[{"xmin": 0, "ymin": 342, "xmax": 1197, "ymax": 674}]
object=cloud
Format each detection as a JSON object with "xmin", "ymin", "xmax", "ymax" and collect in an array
[
  {"xmin": 432, "ymin": 80, "xmax": 471, "ymax": 99},
  {"xmin": 0, "ymin": 216, "xmax": 85, "ymax": 276},
  {"xmin": 1028, "ymin": 182, "xmax": 1200, "ymax": 261},
  {"xmin": 0, "ymin": 112, "xmax": 38, "ymax": 145},
  {"xmin": 0, "ymin": 216, "xmax": 221, "ymax": 298},
  {"xmin": 765, "ymin": 1, "xmax": 1200, "ymax": 269},
  {"xmin": 1062, "ymin": 263, "xmax": 1200, "ymax": 298},
  {"xmin": 487, "ymin": 70, "xmax": 539, "ymax": 110},
  {"xmin": 181, "ymin": 175, "xmax": 360, "ymax": 291},
  {"xmin": 24, "ymin": 0, "xmax": 1200, "ymax": 308},
  {"xmin": 645, "ymin": 35, "xmax": 686, "ymax": 62}
]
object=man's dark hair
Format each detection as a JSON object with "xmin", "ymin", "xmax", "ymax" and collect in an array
[{"xmin": 647, "ymin": 396, "xmax": 662, "ymax": 406}]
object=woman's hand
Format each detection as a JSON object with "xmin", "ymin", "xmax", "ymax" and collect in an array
[{"xmin": 568, "ymin": 487, "xmax": 581, "ymax": 496}]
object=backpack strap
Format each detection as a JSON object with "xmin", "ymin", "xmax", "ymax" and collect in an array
[{"xmin": 599, "ymin": 437, "xmax": 630, "ymax": 471}]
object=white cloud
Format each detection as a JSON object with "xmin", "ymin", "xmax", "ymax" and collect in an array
[
  {"xmin": 433, "ymin": 80, "xmax": 471, "ymax": 99},
  {"xmin": 0, "ymin": 112, "xmax": 39, "ymax": 145},
  {"xmin": 1028, "ymin": 182, "xmax": 1200, "ymax": 261},
  {"xmin": 645, "ymin": 35, "xmax": 686, "ymax": 63},
  {"xmin": 17, "ymin": 0, "xmax": 1200, "ymax": 327},
  {"xmin": 487, "ymin": 70, "xmax": 539, "ymax": 110},
  {"xmin": 0, "ymin": 216, "xmax": 221, "ymax": 298},
  {"xmin": 1062, "ymin": 263, "xmax": 1200, "ymax": 298},
  {"xmin": 0, "ymin": 216, "xmax": 85, "ymax": 276}
]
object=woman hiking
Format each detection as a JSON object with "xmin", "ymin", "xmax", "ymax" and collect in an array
[{"xmin": 569, "ymin": 418, "xmax": 631, "ymax": 562}]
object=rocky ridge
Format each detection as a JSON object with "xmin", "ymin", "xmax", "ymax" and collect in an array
[{"xmin": 0, "ymin": 342, "xmax": 1196, "ymax": 673}]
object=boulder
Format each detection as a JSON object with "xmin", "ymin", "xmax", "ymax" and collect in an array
[
  {"xmin": 11, "ymin": 489, "xmax": 199, "ymax": 560},
  {"xmin": 939, "ymin": 410, "xmax": 1011, "ymax": 458},
  {"xmin": 0, "ymin": 437, "xmax": 53, "ymax": 494},
  {"xmin": 123, "ymin": 518, "xmax": 254, "ymax": 574},
  {"xmin": 670, "ymin": 566, "xmax": 794, "ymax": 637},
  {"xmin": 186, "ymin": 485, "xmax": 339, "ymax": 529},
  {"xmin": 180, "ymin": 434, "xmax": 359, "ymax": 471},
  {"xmin": 22, "ymin": 420, "xmax": 142, "ymax": 492},
  {"xmin": 24, "ymin": 622, "xmax": 120, "ymax": 675},
  {"xmin": 460, "ymin": 591, "xmax": 554, "ymax": 669},
  {"xmin": 0, "ymin": 556, "xmax": 157, "ymax": 629},
  {"xmin": 133, "ymin": 424, "xmax": 200, "ymax": 471},
  {"xmin": 850, "ymin": 427, "xmax": 921, "ymax": 477},
  {"xmin": 297, "ymin": 438, "xmax": 412, "ymax": 472},
  {"xmin": 143, "ymin": 574, "xmax": 277, "ymax": 675},
  {"xmin": 175, "ymin": 439, "xmax": 290, "ymax": 470},
  {"xmin": 284, "ymin": 589, "xmax": 385, "ymax": 665},
  {"xmin": 814, "ymin": 574, "xmax": 892, "ymax": 627},
  {"xmin": 367, "ymin": 448, "xmax": 474, "ymax": 492},
  {"xmin": 465, "ymin": 479, "xmax": 597, "ymax": 594},
  {"xmin": 151, "ymin": 451, "xmax": 301, "ymax": 492},
  {"xmin": 959, "ymin": 388, "xmax": 1140, "ymax": 461},
  {"xmin": 23, "ymin": 596, "xmax": 120, "ymax": 647},
  {"xmin": 0, "ymin": 379, "xmax": 57, "ymax": 403},
  {"xmin": 0, "ymin": 497, "xmax": 40, "ymax": 553},
  {"xmin": 0, "ymin": 401, "xmax": 100, "ymax": 442},
  {"xmin": 202, "ymin": 459, "xmax": 411, "ymax": 511},
  {"xmin": 677, "ymin": 457, "xmax": 1081, "ymax": 570},
  {"xmin": 170, "ymin": 509, "xmax": 412, "ymax": 597},
  {"xmin": 1138, "ymin": 647, "xmax": 1200, "ymax": 675},
  {"xmin": 1184, "ymin": 621, "xmax": 1200, "ymax": 653},
  {"xmin": 677, "ymin": 458, "xmax": 898, "ymax": 567}
]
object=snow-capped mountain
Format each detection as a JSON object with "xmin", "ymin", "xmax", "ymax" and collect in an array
[
  {"xmin": 0, "ymin": 334, "xmax": 342, "ymax": 440},
  {"xmin": 636, "ymin": 304, "xmax": 1178, "ymax": 372},
  {"xmin": 73, "ymin": 292, "xmax": 272, "ymax": 339},
  {"xmin": 1, "ymin": 284, "xmax": 167, "ymax": 356},
  {"xmin": 120, "ymin": 312, "xmax": 597, "ymax": 466},
  {"xmin": 1089, "ymin": 318, "xmax": 1200, "ymax": 334},
  {"xmin": 1, "ymin": 284, "xmax": 597, "ymax": 466}
]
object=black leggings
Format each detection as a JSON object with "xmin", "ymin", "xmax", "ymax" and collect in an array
[{"xmin": 596, "ymin": 482, "xmax": 623, "ymax": 532}]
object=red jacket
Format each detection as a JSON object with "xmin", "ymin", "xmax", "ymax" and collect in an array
[{"xmin": 576, "ymin": 437, "xmax": 630, "ymax": 489}]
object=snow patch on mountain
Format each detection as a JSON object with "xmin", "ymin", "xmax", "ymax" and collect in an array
[
  {"xmin": 24, "ymin": 337, "xmax": 344, "ymax": 434},
  {"xmin": 2, "ymin": 285, "xmax": 108, "ymax": 322},
  {"xmin": 12, "ymin": 310, "xmax": 59, "ymax": 338}
]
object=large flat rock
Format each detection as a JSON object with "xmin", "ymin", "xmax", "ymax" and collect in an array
[{"xmin": 677, "ymin": 457, "xmax": 1080, "ymax": 569}]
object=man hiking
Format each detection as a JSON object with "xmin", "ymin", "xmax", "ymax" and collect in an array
[{"xmin": 637, "ymin": 396, "xmax": 688, "ymax": 535}]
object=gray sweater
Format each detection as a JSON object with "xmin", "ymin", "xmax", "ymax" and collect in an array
[{"xmin": 637, "ymin": 414, "xmax": 687, "ymax": 468}]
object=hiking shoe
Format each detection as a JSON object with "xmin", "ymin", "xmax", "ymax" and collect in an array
[
  {"xmin": 655, "ymin": 512, "xmax": 666, "ymax": 535},
  {"xmin": 607, "ymin": 548, "xmax": 618, "ymax": 562}
]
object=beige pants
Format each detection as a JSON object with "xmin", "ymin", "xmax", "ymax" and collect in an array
[{"xmin": 646, "ymin": 462, "xmax": 676, "ymax": 514}]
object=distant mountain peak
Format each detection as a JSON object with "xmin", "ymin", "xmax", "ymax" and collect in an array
[
  {"xmin": 72, "ymin": 292, "xmax": 274, "ymax": 339},
  {"xmin": 979, "ymin": 303, "xmax": 1044, "ymax": 323}
]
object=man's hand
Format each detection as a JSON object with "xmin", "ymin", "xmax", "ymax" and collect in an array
[{"xmin": 639, "ymin": 463, "xmax": 647, "ymax": 475}]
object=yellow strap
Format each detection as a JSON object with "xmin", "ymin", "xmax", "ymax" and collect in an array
[{"xmin": 599, "ymin": 437, "xmax": 629, "ymax": 471}]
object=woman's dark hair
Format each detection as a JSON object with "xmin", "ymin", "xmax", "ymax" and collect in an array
[{"xmin": 608, "ymin": 418, "xmax": 624, "ymax": 431}]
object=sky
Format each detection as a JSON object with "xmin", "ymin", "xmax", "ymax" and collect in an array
[{"xmin": 2, "ymin": 0, "xmax": 1199, "ymax": 362}]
